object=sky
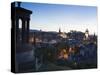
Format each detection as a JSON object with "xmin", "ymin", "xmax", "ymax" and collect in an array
[{"xmin": 18, "ymin": 2, "xmax": 97, "ymax": 35}]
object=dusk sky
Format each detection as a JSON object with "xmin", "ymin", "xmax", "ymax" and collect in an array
[{"xmin": 19, "ymin": 2, "xmax": 97, "ymax": 34}]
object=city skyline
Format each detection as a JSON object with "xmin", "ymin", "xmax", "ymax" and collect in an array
[
  {"xmin": 12, "ymin": 2, "xmax": 97, "ymax": 72},
  {"xmin": 19, "ymin": 2, "xmax": 97, "ymax": 35}
]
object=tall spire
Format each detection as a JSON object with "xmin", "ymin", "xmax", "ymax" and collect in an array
[
  {"xmin": 94, "ymin": 33, "xmax": 96, "ymax": 37},
  {"xmin": 86, "ymin": 28, "xmax": 89, "ymax": 33},
  {"xmin": 59, "ymin": 27, "xmax": 61, "ymax": 33},
  {"xmin": 85, "ymin": 28, "xmax": 89, "ymax": 40}
]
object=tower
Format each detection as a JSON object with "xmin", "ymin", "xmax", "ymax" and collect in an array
[
  {"xmin": 11, "ymin": 2, "xmax": 32, "ymax": 44},
  {"xmin": 59, "ymin": 28, "xmax": 61, "ymax": 33},
  {"xmin": 85, "ymin": 29, "xmax": 89, "ymax": 40}
]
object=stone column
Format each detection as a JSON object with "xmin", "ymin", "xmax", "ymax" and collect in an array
[
  {"xmin": 11, "ymin": 19, "xmax": 15, "ymax": 29},
  {"xmin": 26, "ymin": 19, "xmax": 30, "ymax": 43},
  {"xmin": 16, "ymin": 18, "xmax": 19, "ymax": 42},
  {"xmin": 22, "ymin": 19, "xmax": 26, "ymax": 43}
]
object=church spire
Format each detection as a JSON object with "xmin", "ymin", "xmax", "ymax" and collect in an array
[
  {"xmin": 85, "ymin": 28, "xmax": 89, "ymax": 40},
  {"xmin": 59, "ymin": 28, "xmax": 61, "ymax": 33}
]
